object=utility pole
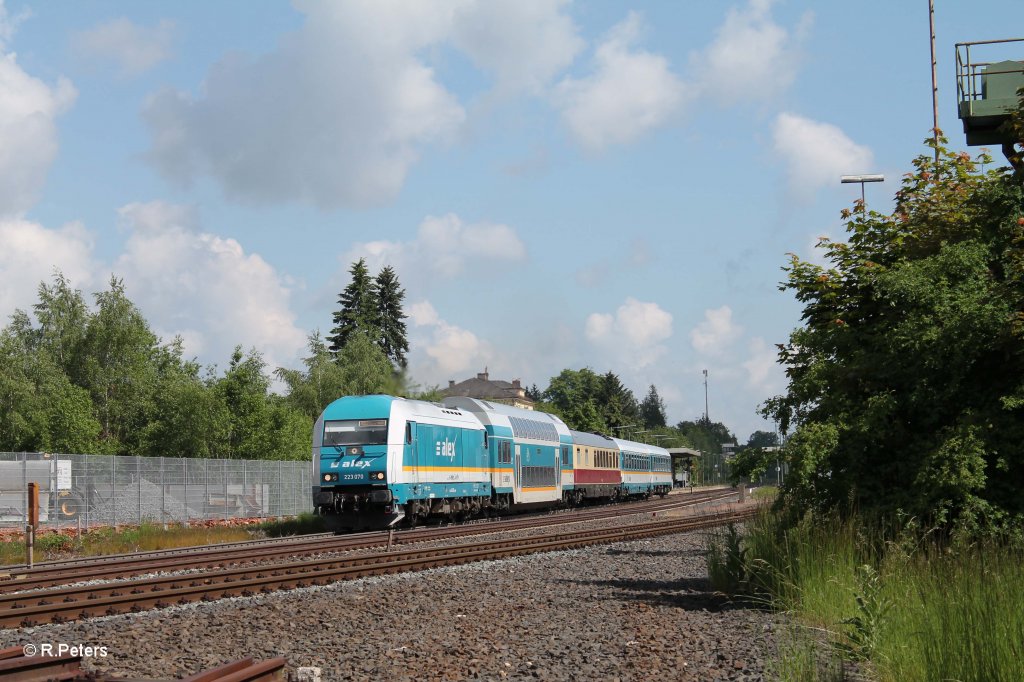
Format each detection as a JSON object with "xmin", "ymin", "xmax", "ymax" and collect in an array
[
  {"xmin": 929, "ymin": 0, "xmax": 940, "ymax": 170},
  {"xmin": 702, "ymin": 369, "xmax": 709, "ymax": 423}
]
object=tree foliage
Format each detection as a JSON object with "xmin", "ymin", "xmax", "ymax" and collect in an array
[
  {"xmin": 327, "ymin": 259, "xmax": 410, "ymax": 375},
  {"xmin": 542, "ymin": 368, "xmax": 605, "ymax": 432},
  {"xmin": 763, "ymin": 133, "xmax": 1024, "ymax": 532},
  {"xmin": 639, "ymin": 384, "xmax": 667, "ymax": 429},
  {"xmin": 675, "ymin": 417, "xmax": 736, "ymax": 454},
  {"xmin": 596, "ymin": 372, "xmax": 639, "ymax": 430},
  {"xmin": 374, "ymin": 265, "xmax": 409, "ymax": 369},
  {"xmin": 0, "ymin": 273, "xmax": 311, "ymax": 460},
  {"xmin": 328, "ymin": 258, "xmax": 379, "ymax": 356}
]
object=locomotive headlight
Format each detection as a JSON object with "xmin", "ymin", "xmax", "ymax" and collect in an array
[
  {"xmin": 372, "ymin": 472, "xmax": 385, "ymax": 480},
  {"xmin": 323, "ymin": 474, "xmax": 331, "ymax": 481}
]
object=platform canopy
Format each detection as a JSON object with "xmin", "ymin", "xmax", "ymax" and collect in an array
[{"xmin": 667, "ymin": 447, "xmax": 701, "ymax": 469}]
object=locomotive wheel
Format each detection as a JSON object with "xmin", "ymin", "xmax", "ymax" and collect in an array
[{"xmin": 55, "ymin": 490, "xmax": 84, "ymax": 520}]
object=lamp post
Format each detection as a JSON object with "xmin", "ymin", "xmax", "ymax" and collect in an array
[
  {"xmin": 702, "ymin": 369, "xmax": 709, "ymax": 422},
  {"xmin": 612, "ymin": 424, "xmax": 635, "ymax": 439},
  {"xmin": 840, "ymin": 174, "xmax": 885, "ymax": 211}
]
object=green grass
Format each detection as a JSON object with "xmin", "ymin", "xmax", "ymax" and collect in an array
[
  {"xmin": 707, "ymin": 510, "xmax": 1024, "ymax": 682},
  {"xmin": 257, "ymin": 512, "xmax": 326, "ymax": 537},
  {"xmin": 0, "ymin": 515, "xmax": 325, "ymax": 567}
]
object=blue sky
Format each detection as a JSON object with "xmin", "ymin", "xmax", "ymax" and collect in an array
[{"xmin": 2, "ymin": 0, "xmax": 1022, "ymax": 441}]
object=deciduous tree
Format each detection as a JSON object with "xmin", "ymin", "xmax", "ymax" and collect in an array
[{"xmin": 763, "ymin": 133, "xmax": 1024, "ymax": 531}]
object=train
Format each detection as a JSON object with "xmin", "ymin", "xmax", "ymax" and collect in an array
[{"xmin": 310, "ymin": 394, "xmax": 673, "ymax": 530}]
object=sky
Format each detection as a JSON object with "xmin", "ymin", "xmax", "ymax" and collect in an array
[{"xmin": 2, "ymin": 0, "xmax": 1022, "ymax": 442}]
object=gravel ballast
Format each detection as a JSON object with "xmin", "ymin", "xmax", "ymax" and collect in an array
[{"xmin": 3, "ymin": 527, "xmax": 779, "ymax": 681}]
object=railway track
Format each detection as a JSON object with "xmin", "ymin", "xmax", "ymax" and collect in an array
[
  {"xmin": 1, "ymin": 489, "xmax": 735, "ymax": 594},
  {"xmin": 0, "ymin": 645, "xmax": 286, "ymax": 680},
  {"xmin": 0, "ymin": 505, "xmax": 755, "ymax": 628}
]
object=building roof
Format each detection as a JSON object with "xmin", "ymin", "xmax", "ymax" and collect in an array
[{"xmin": 441, "ymin": 369, "xmax": 534, "ymax": 406}]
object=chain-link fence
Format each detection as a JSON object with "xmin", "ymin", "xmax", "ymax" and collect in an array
[{"xmin": 0, "ymin": 452, "xmax": 312, "ymax": 529}]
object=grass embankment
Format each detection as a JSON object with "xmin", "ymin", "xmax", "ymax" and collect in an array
[
  {"xmin": 707, "ymin": 510, "xmax": 1024, "ymax": 682},
  {"xmin": 0, "ymin": 513, "xmax": 326, "ymax": 566}
]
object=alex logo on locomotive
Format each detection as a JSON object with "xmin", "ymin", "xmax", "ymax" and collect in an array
[{"xmin": 435, "ymin": 439, "xmax": 457, "ymax": 459}]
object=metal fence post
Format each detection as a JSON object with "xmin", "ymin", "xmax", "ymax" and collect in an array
[
  {"xmin": 279, "ymin": 461, "xmax": 283, "ymax": 518},
  {"xmin": 55, "ymin": 453, "xmax": 60, "ymax": 532},
  {"xmin": 161, "ymin": 457, "xmax": 166, "ymax": 530},
  {"xmin": 222, "ymin": 458, "xmax": 228, "ymax": 521},
  {"xmin": 205, "ymin": 461, "xmax": 210, "ymax": 523},
  {"xmin": 21, "ymin": 453, "xmax": 27, "ymax": 526},
  {"xmin": 137, "ymin": 455, "xmax": 142, "ymax": 527},
  {"xmin": 184, "ymin": 459, "xmax": 189, "ymax": 525},
  {"xmin": 84, "ymin": 455, "xmax": 90, "ymax": 530},
  {"xmin": 111, "ymin": 455, "xmax": 116, "ymax": 528}
]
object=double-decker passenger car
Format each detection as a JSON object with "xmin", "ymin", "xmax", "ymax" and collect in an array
[{"xmin": 442, "ymin": 397, "xmax": 572, "ymax": 511}]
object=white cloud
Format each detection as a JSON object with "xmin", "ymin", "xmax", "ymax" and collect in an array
[
  {"xmin": 692, "ymin": 0, "xmax": 810, "ymax": 105},
  {"xmin": 0, "ymin": 1, "xmax": 30, "ymax": 51},
  {"xmin": 584, "ymin": 312, "xmax": 614, "ymax": 340},
  {"xmin": 0, "ymin": 218, "xmax": 97, "ymax": 322},
  {"xmin": 690, "ymin": 305, "xmax": 742, "ymax": 356},
  {"xmin": 407, "ymin": 299, "xmax": 493, "ymax": 379},
  {"xmin": 74, "ymin": 18, "xmax": 175, "ymax": 77},
  {"xmin": 773, "ymin": 112, "xmax": 873, "ymax": 196},
  {"xmin": 140, "ymin": 1, "xmax": 585, "ymax": 208},
  {"xmin": 585, "ymin": 297, "xmax": 673, "ymax": 368},
  {"xmin": 113, "ymin": 202, "xmax": 306, "ymax": 371},
  {"xmin": 346, "ymin": 213, "xmax": 526, "ymax": 285},
  {"xmin": 451, "ymin": 0, "xmax": 582, "ymax": 94},
  {"xmin": 143, "ymin": 1, "xmax": 465, "ymax": 208},
  {"xmin": 0, "ymin": 45, "xmax": 76, "ymax": 217},
  {"xmin": 555, "ymin": 12, "xmax": 687, "ymax": 151},
  {"xmin": 742, "ymin": 336, "xmax": 781, "ymax": 391}
]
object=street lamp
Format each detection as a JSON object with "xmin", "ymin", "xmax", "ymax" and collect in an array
[
  {"xmin": 840, "ymin": 174, "xmax": 885, "ymax": 211},
  {"xmin": 612, "ymin": 424, "xmax": 635, "ymax": 439},
  {"xmin": 702, "ymin": 369, "xmax": 709, "ymax": 422}
]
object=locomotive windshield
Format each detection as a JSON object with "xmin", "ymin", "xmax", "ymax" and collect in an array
[{"xmin": 323, "ymin": 419, "xmax": 388, "ymax": 447}]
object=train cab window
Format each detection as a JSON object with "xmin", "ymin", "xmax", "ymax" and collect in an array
[
  {"xmin": 483, "ymin": 430, "xmax": 488, "ymax": 448},
  {"xmin": 405, "ymin": 422, "xmax": 412, "ymax": 444}
]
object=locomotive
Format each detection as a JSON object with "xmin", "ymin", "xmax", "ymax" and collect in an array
[{"xmin": 311, "ymin": 394, "xmax": 673, "ymax": 530}]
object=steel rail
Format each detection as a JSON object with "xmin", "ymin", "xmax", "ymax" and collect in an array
[
  {"xmin": 0, "ymin": 506, "xmax": 756, "ymax": 628},
  {"xmin": 0, "ymin": 647, "xmax": 286, "ymax": 681},
  {"xmin": 4, "ymin": 488, "xmax": 726, "ymax": 573},
  {"xmin": 1, "ymin": 491, "xmax": 733, "ymax": 593}
]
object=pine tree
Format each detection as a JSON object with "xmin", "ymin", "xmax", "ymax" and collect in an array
[
  {"xmin": 597, "ymin": 371, "xmax": 639, "ymax": 430},
  {"xmin": 640, "ymin": 384, "xmax": 667, "ymax": 429},
  {"xmin": 328, "ymin": 259, "xmax": 379, "ymax": 356},
  {"xmin": 374, "ymin": 265, "xmax": 409, "ymax": 368}
]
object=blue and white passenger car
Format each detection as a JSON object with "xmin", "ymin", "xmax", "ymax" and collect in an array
[
  {"xmin": 612, "ymin": 438, "xmax": 673, "ymax": 498},
  {"xmin": 443, "ymin": 397, "xmax": 573, "ymax": 510}
]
